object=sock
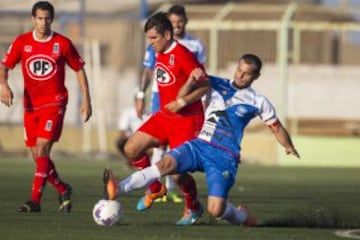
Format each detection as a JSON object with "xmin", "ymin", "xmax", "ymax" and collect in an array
[
  {"xmin": 149, "ymin": 147, "xmax": 166, "ymax": 193},
  {"xmin": 47, "ymin": 158, "xmax": 67, "ymax": 194},
  {"xmin": 178, "ymin": 174, "xmax": 199, "ymax": 211},
  {"xmin": 131, "ymin": 154, "xmax": 162, "ymax": 193},
  {"xmin": 119, "ymin": 165, "xmax": 161, "ymax": 194},
  {"xmin": 165, "ymin": 175, "xmax": 176, "ymax": 192},
  {"xmin": 219, "ymin": 202, "xmax": 248, "ymax": 224},
  {"xmin": 131, "ymin": 155, "xmax": 151, "ymax": 170},
  {"xmin": 31, "ymin": 156, "xmax": 50, "ymax": 204},
  {"xmin": 150, "ymin": 147, "xmax": 165, "ymax": 165}
]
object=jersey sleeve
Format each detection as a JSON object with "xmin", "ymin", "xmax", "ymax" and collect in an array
[
  {"xmin": 258, "ymin": 96, "xmax": 278, "ymax": 125},
  {"xmin": 1, "ymin": 36, "xmax": 22, "ymax": 69},
  {"xmin": 180, "ymin": 47, "xmax": 207, "ymax": 83},
  {"xmin": 195, "ymin": 39, "xmax": 206, "ymax": 65},
  {"xmin": 65, "ymin": 40, "xmax": 85, "ymax": 71},
  {"xmin": 142, "ymin": 45, "xmax": 156, "ymax": 70}
]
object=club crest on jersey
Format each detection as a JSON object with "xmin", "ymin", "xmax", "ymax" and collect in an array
[
  {"xmin": 26, "ymin": 54, "xmax": 57, "ymax": 81},
  {"xmin": 235, "ymin": 106, "xmax": 248, "ymax": 116},
  {"xmin": 154, "ymin": 64, "xmax": 175, "ymax": 86},
  {"xmin": 53, "ymin": 43, "xmax": 60, "ymax": 54},
  {"xmin": 169, "ymin": 54, "xmax": 175, "ymax": 65}
]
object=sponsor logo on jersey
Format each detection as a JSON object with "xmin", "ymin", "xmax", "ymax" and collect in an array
[
  {"xmin": 24, "ymin": 45, "xmax": 32, "ymax": 53},
  {"xmin": 154, "ymin": 63, "xmax": 175, "ymax": 86},
  {"xmin": 25, "ymin": 54, "xmax": 57, "ymax": 81}
]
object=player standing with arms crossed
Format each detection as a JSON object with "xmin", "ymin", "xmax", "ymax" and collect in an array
[
  {"xmin": 0, "ymin": 1, "xmax": 92, "ymax": 212},
  {"xmin": 104, "ymin": 54, "xmax": 300, "ymax": 226},
  {"xmin": 105, "ymin": 12, "xmax": 210, "ymax": 225},
  {"xmin": 136, "ymin": 4, "xmax": 206, "ymax": 203}
]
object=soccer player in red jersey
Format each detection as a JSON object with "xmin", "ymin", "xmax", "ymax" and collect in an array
[
  {"xmin": 104, "ymin": 12, "xmax": 210, "ymax": 225},
  {"xmin": 0, "ymin": 1, "xmax": 92, "ymax": 212}
]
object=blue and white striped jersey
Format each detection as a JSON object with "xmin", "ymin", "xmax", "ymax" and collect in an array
[{"xmin": 198, "ymin": 76, "xmax": 278, "ymax": 156}]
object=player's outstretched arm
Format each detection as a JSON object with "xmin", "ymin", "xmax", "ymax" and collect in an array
[
  {"xmin": 268, "ymin": 121, "xmax": 300, "ymax": 159},
  {"xmin": 76, "ymin": 68, "xmax": 92, "ymax": 122},
  {"xmin": 0, "ymin": 66, "xmax": 14, "ymax": 107}
]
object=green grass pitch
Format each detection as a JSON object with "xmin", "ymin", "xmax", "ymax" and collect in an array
[{"xmin": 0, "ymin": 156, "xmax": 359, "ymax": 240}]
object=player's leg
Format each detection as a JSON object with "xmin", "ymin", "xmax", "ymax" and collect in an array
[
  {"xmin": 125, "ymin": 113, "xmax": 170, "ymax": 210},
  {"xmin": 205, "ymin": 148, "xmax": 256, "ymax": 226},
  {"xmin": 41, "ymin": 105, "xmax": 72, "ymax": 212},
  {"xmin": 17, "ymin": 110, "xmax": 43, "ymax": 212},
  {"xmin": 103, "ymin": 154, "xmax": 178, "ymax": 199},
  {"xmin": 18, "ymin": 106, "xmax": 72, "ymax": 212},
  {"xmin": 210, "ymin": 197, "xmax": 256, "ymax": 226},
  {"xmin": 104, "ymin": 141, "xmax": 200, "ymax": 225},
  {"xmin": 169, "ymin": 116, "xmax": 204, "ymax": 224},
  {"xmin": 151, "ymin": 145, "xmax": 182, "ymax": 203}
]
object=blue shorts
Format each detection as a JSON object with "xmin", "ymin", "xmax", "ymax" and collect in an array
[
  {"xmin": 151, "ymin": 92, "xmax": 160, "ymax": 114},
  {"xmin": 167, "ymin": 139, "xmax": 239, "ymax": 199}
]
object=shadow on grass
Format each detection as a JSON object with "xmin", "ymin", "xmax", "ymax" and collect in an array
[{"xmin": 259, "ymin": 207, "xmax": 360, "ymax": 229}]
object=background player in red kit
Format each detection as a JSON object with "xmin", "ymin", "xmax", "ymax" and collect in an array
[
  {"xmin": 0, "ymin": 1, "xmax": 92, "ymax": 212},
  {"xmin": 104, "ymin": 12, "xmax": 210, "ymax": 225}
]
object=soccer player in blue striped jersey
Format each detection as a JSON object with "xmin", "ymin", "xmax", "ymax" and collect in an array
[{"xmin": 106, "ymin": 53, "xmax": 299, "ymax": 226}]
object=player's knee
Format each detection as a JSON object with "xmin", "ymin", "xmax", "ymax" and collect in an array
[
  {"xmin": 207, "ymin": 204, "xmax": 223, "ymax": 218},
  {"xmin": 123, "ymin": 141, "xmax": 138, "ymax": 159},
  {"xmin": 156, "ymin": 155, "xmax": 176, "ymax": 175}
]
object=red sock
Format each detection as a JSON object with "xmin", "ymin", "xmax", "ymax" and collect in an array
[
  {"xmin": 131, "ymin": 155, "xmax": 150, "ymax": 170},
  {"xmin": 148, "ymin": 179, "xmax": 163, "ymax": 193},
  {"xmin": 47, "ymin": 158, "xmax": 67, "ymax": 194},
  {"xmin": 179, "ymin": 174, "xmax": 199, "ymax": 211},
  {"xmin": 31, "ymin": 156, "xmax": 50, "ymax": 204}
]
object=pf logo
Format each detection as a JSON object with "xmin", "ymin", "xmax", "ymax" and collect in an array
[
  {"xmin": 26, "ymin": 54, "xmax": 57, "ymax": 81},
  {"xmin": 154, "ymin": 64, "xmax": 175, "ymax": 86}
]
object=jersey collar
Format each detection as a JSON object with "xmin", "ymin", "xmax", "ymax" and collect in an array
[
  {"xmin": 32, "ymin": 31, "xmax": 54, "ymax": 42},
  {"xmin": 163, "ymin": 40, "xmax": 177, "ymax": 54}
]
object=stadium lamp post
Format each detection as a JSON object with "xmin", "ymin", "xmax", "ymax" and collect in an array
[{"xmin": 277, "ymin": 2, "xmax": 297, "ymax": 164}]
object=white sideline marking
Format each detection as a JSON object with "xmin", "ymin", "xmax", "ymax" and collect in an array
[{"xmin": 335, "ymin": 229, "xmax": 360, "ymax": 239}]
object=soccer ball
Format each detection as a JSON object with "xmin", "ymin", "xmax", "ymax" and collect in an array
[{"xmin": 92, "ymin": 199, "xmax": 123, "ymax": 226}]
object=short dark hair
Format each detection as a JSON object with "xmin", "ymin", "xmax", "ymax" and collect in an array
[
  {"xmin": 32, "ymin": 1, "xmax": 54, "ymax": 20},
  {"xmin": 241, "ymin": 54, "xmax": 262, "ymax": 74},
  {"xmin": 144, "ymin": 12, "xmax": 173, "ymax": 37},
  {"xmin": 168, "ymin": 5, "xmax": 187, "ymax": 21}
]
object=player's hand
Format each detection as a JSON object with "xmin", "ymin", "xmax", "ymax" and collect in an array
[
  {"xmin": 286, "ymin": 148, "xmax": 300, "ymax": 159},
  {"xmin": 165, "ymin": 100, "xmax": 182, "ymax": 113},
  {"xmin": 135, "ymin": 98, "xmax": 145, "ymax": 119},
  {"xmin": 190, "ymin": 68, "xmax": 206, "ymax": 82},
  {"xmin": 0, "ymin": 84, "xmax": 14, "ymax": 107},
  {"xmin": 80, "ymin": 100, "xmax": 92, "ymax": 123}
]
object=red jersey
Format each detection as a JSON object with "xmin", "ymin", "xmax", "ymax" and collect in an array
[
  {"xmin": 155, "ymin": 41, "xmax": 206, "ymax": 116},
  {"xmin": 2, "ymin": 31, "xmax": 85, "ymax": 109}
]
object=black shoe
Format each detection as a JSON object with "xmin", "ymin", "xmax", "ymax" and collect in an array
[
  {"xmin": 59, "ymin": 184, "xmax": 72, "ymax": 213},
  {"xmin": 17, "ymin": 200, "xmax": 41, "ymax": 212}
]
